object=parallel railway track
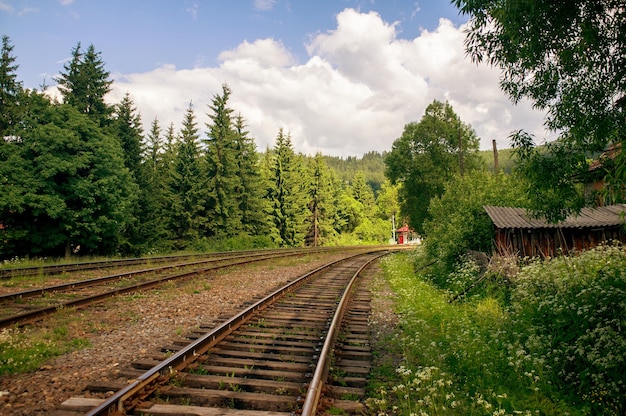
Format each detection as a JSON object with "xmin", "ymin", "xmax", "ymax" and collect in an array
[
  {"xmin": 0, "ymin": 247, "xmax": 363, "ymax": 329},
  {"xmin": 60, "ymin": 249, "xmax": 389, "ymax": 415}
]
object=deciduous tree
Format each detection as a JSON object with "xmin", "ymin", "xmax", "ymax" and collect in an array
[
  {"xmin": 385, "ymin": 100, "xmax": 481, "ymax": 233},
  {"xmin": 453, "ymin": 0, "xmax": 626, "ymax": 219}
]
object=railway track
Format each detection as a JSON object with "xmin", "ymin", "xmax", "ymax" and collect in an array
[
  {"xmin": 60, "ymin": 249, "xmax": 388, "ymax": 415},
  {"xmin": 0, "ymin": 247, "xmax": 358, "ymax": 329}
]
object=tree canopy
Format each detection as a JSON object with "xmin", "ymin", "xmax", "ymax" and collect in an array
[
  {"xmin": 385, "ymin": 99, "xmax": 481, "ymax": 233},
  {"xmin": 0, "ymin": 37, "xmax": 397, "ymax": 259},
  {"xmin": 453, "ymin": 0, "xmax": 626, "ymax": 219}
]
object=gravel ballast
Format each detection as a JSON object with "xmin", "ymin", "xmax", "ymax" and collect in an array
[{"xmin": 0, "ymin": 252, "xmax": 398, "ymax": 415}]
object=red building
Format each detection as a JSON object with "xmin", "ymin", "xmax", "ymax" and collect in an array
[{"xmin": 396, "ymin": 225, "xmax": 417, "ymax": 245}]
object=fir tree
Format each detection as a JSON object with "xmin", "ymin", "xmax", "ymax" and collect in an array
[
  {"xmin": 112, "ymin": 92, "xmax": 144, "ymax": 179},
  {"xmin": 267, "ymin": 129, "xmax": 308, "ymax": 247},
  {"xmin": 55, "ymin": 43, "xmax": 113, "ymax": 126},
  {"xmin": 304, "ymin": 153, "xmax": 338, "ymax": 246},
  {"xmin": 232, "ymin": 113, "xmax": 270, "ymax": 236},
  {"xmin": 141, "ymin": 117, "xmax": 168, "ymax": 250},
  {"xmin": 0, "ymin": 35, "xmax": 23, "ymax": 137},
  {"xmin": 168, "ymin": 102, "xmax": 207, "ymax": 247},
  {"xmin": 110, "ymin": 93, "xmax": 146, "ymax": 253},
  {"xmin": 204, "ymin": 84, "xmax": 241, "ymax": 237}
]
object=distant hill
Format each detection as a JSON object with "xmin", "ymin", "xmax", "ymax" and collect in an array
[
  {"xmin": 479, "ymin": 147, "xmax": 516, "ymax": 173},
  {"xmin": 323, "ymin": 151, "xmax": 387, "ymax": 194}
]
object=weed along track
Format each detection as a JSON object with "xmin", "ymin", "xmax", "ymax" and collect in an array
[
  {"xmin": 0, "ymin": 248, "xmax": 361, "ymax": 329},
  {"xmin": 60, "ymin": 250, "xmax": 389, "ymax": 415}
]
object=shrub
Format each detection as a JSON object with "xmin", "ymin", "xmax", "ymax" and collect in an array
[{"xmin": 509, "ymin": 244, "xmax": 626, "ymax": 414}]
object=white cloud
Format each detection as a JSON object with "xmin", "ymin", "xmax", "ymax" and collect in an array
[
  {"xmin": 254, "ymin": 0, "xmax": 276, "ymax": 11},
  {"xmin": 59, "ymin": 0, "xmax": 74, "ymax": 5},
  {"xmin": 0, "ymin": 1, "xmax": 13, "ymax": 12},
  {"xmin": 186, "ymin": 2, "xmax": 198, "ymax": 19},
  {"xmin": 106, "ymin": 8, "xmax": 547, "ymax": 157}
]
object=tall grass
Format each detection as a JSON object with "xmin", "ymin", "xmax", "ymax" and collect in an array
[{"xmin": 368, "ymin": 246, "xmax": 625, "ymax": 415}]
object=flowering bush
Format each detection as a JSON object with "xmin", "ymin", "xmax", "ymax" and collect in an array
[
  {"xmin": 509, "ymin": 244, "xmax": 626, "ymax": 414},
  {"xmin": 374, "ymin": 248, "xmax": 625, "ymax": 415}
]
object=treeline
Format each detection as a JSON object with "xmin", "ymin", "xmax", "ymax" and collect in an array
[{"xmin": 0, "ymin": 37, "xmax": 396, "ymax": 259}]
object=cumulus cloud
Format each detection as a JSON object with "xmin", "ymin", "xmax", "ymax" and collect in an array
[{"xmin": 107, "ymin": 8, "xmax": 547, "ymax": 157}]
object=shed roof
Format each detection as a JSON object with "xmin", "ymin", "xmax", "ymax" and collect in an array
[{"xmin": 484, "ymin": 204, "xmax": 626, "ymax": 229}]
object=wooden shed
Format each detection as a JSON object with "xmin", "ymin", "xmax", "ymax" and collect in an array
[{"xmin": 484, "ymin": 204, "xmax": 626, "ymax": 258}]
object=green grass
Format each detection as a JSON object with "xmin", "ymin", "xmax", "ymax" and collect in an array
[
  {"xmin": 366, "ymin": 248, "xmax": 625, "ymax": 415},
  {"xmin": 0, "ymin": 326, "xmax": 90, "ymax": 375}
]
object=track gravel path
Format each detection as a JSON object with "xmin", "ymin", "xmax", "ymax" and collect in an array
[{"xmin": 0, "ymin": 252, "xmax": 399, "ymax": 416}]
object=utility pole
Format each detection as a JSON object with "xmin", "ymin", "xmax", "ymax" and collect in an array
[
  {"xmin": 492, "ymin": 139, "xmax": 499, "ymax": 173},
  {"xmin": 458, "ymin": 119, "xmax": 464, "ymax": 177}
]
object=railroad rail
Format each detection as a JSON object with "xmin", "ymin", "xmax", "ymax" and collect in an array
[
  {"xmin": 0, "ymin": 248, "xmax": 328, "ymax": 280},
  {"xmin": 61, "ymin": 249, "xmax": 389, "ymax": 415},
  {"xmin": 0, "ymin": 247, "xmax": 359, "ymax": 329}
]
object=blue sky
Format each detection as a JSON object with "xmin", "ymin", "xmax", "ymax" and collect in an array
[{"xmin": 1, "ymin": 0, "xmax": 548, "ymax": 157}]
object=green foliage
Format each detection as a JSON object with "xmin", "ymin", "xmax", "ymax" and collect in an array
[
  {"xmin": 1, "ymin": 38, "xmax": 398, "ymax": 257},
  {"xmin": 167, "ymin": 102, "xmax": 207, "ymax": 248},
  {"xmin": 304, "ymin": 153, "xmax": 339, "ymax": 246},
  {"xmin": 232, "ymin": 113, "xmax": 271, "ymax": 236},
  {"xmin": 55, "ymin": 43, "xmax": 113, "ymax": 126},
  {"xmin": 453, "ymin": 0, "xmax": 625, "ymax": 218},
  {"xmin": 509, "ymin": 245, "xmax": 626, "ymax": 414},
  {"xmin": 266, "ymin": 129, "xmax": 308, "ymax": 247},
  {"xmin": 324, "ymin": 151, "xmax": 386, "ymax": 194},
  {"xmin": 511, "ymin": 131, "xmax": 588, "ymax": 222},
  {"xmin": 423, "ymin": 170, "xmax": 528, "ymax": 273},
  {"xmin": 478, "ymin": 146, "xmax": 516, "ymax": 174},
  {"xmin": 205, "ymin": 84, "xmax": 243, "ymax": 236},
  {"xmin": 385, "ymin": 100, "xmax": 483, "ymax": 233},
  {"xmin": 1, "ymin": 93, "xmax": 136, "ymax": 258},
  {"xmin": 0, "ymin": 35, "xmax": 23, "ymax": 137},
  {"xmin": 110, "ymin": 93, "xmax": 146, "ymax": 254},
  {"xmin": 370, "ymin": 251, "xmax": 592, "ymax": 415}
]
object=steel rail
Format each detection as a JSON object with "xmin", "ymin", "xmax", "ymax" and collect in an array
[
  {"xmin": 0, "ymin": 250, "xmax": 296, "ymax": 302},
  {"xmin": 83, "ymin": 250, "xmax": 386, "ymax": 416},
  {"xmin": 0, "ymin": 247, "xmax": 341, "ymax": 279},
  {"xmin": 0, "ymin": 250, "xmax": 306, "ymax": 329},
  {"xmin": 301, "ymin": 250, "xmax": 388, "ymax": 415}
]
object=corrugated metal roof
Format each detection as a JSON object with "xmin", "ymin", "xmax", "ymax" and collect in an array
[{"xmin": 484, "ymin": 204, "xmax": 626, "ymax": 229}]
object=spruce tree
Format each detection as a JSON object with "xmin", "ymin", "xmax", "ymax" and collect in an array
[
  {"xmin": 111, "ymin": 93, "xmax": 145, "ymax": 253},
  {"xmin": 112, "ymin": 92, "xmax": 144, "ymax": 178},
  {"xmin": 0, "ymin": 35, "xmax": 22, "ymax": 138},
  {"xmin": 267, "ymin": 129, "xmax": 308, "ymax": 247},
  {"xmin": 141, "ymin": 117, "xmax": 168, "ymax": 250},
  {"xmin": 304, "ymin": 153, "xmax": 338, "ymax": 246},
  {"xmin": 204, "ymin": 84, "xmax": 241, "ymax": 237},
  {"xmin": 233, "ymin": 113, "xmax": 270, "ymax": 236},
  {"xmin": 55, "ymin": 43, "xmax": 113, "ymax": 126},
  {"xmin": 168, "ymin": 102, "xmax": 207, "ymax": 247}
]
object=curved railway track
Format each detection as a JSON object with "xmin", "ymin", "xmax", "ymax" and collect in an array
[
  {"xmin": 60, "ymin": 249, "xmax": 388, "ymax": 415},
  {"xmin": 0, "ymin": 247, "xmax": 360, "ymax": 329}
]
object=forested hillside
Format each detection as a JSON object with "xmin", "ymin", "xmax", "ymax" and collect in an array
[{"xmin": 0, "ymin": 38, "xmax": 395, "ymax": 259}]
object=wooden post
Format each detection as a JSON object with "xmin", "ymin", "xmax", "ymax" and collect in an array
[
  {"xmin": 458, "ymin": 120, "xmax": 464, "ymax": 177},
  {"xmin": 492, "ymin": 139, "xmax": 499, "ymax": 173}
]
